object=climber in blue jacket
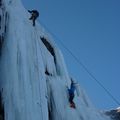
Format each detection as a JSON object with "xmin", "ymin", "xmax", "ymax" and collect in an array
[{"xmin": 68, "ymin": 79, "xmax": 76, "ymax": 108}]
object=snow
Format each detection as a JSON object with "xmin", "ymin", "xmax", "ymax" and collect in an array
[
  {"xmin": 116, "ymin": 107, "xmax": 120, "ymax": 113},
  {"xmin": 0, "ymin": 0, "xmax": 111, "ymax": 120},
  {"xmin": 117, "ymin": 107, "xmax": 120, "ymax": 110}
]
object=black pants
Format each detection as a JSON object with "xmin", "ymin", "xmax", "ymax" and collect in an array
[
  {"xmin": 29, "ymin": 16, "xmax": 37, "ymax": 26},
  {"xmin": 69, "ymin": 94, "xmax": 74, "ymax": 104}
]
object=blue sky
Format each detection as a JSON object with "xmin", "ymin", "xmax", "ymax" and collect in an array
[{"xmin": 22, "ymin": 0, "xmax": 120, "ymax": 109}]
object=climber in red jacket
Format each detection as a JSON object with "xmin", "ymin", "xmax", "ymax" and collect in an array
[{"xmin": 28, "ymin": 10, "xmax": 39, "ymax": 26}]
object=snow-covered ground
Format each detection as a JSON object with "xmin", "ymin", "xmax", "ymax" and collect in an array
[{"xmin": 0, "ymin": 0, "xmax": 111, "ymax": 120}]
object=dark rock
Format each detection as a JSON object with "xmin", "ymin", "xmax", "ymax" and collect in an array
[{"xmin": 105, "ymin": 108, "xmax": 120, "ymax": 120}]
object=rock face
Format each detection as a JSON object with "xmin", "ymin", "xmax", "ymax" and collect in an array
[
  {"xmin": 0, "ymin": 0, "xmax": 113, "ymax": 120},
  {"xmin": 105, "ymin": 108, "xmax": 120, "ymax": 120}
]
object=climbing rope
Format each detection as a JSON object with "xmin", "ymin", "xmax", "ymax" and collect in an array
[{"xmin": 39, "ymin": 20, "xmax": 120, "ymax": 106}]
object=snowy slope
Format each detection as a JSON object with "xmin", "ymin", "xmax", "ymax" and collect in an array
[{"xmin": 0, "ymin": 0, "xmax": 111, "ymax": 120}]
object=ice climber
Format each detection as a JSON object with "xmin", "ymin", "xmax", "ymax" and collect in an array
[
  {"xmin": 28, "ymin": 10, "xmax": 39, "ymax": 26},
  {"xmin": 68, "ymin": 79, "xmax": 76, "ymax": 108}
]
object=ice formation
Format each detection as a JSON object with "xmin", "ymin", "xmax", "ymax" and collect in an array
[{"xmin": 0, "ymin": 0, "xmax": 112, "ymax": 120}]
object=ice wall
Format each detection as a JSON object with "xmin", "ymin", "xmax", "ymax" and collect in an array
[
  {"xmin": 0, "ymin": 0, "xmax": 8, "ymax": 53},
  {"xmin": 0, "ymin": 0, "xmax": 49, "ymax": 120},
  {"xmin": 0, "ymin": 0, "xmax": 111, "ymax": 120}
]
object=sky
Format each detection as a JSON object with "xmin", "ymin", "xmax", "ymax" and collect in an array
[{"xmin": 21, "ymin": 0, "xmax": 120, "ymax": 109}]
